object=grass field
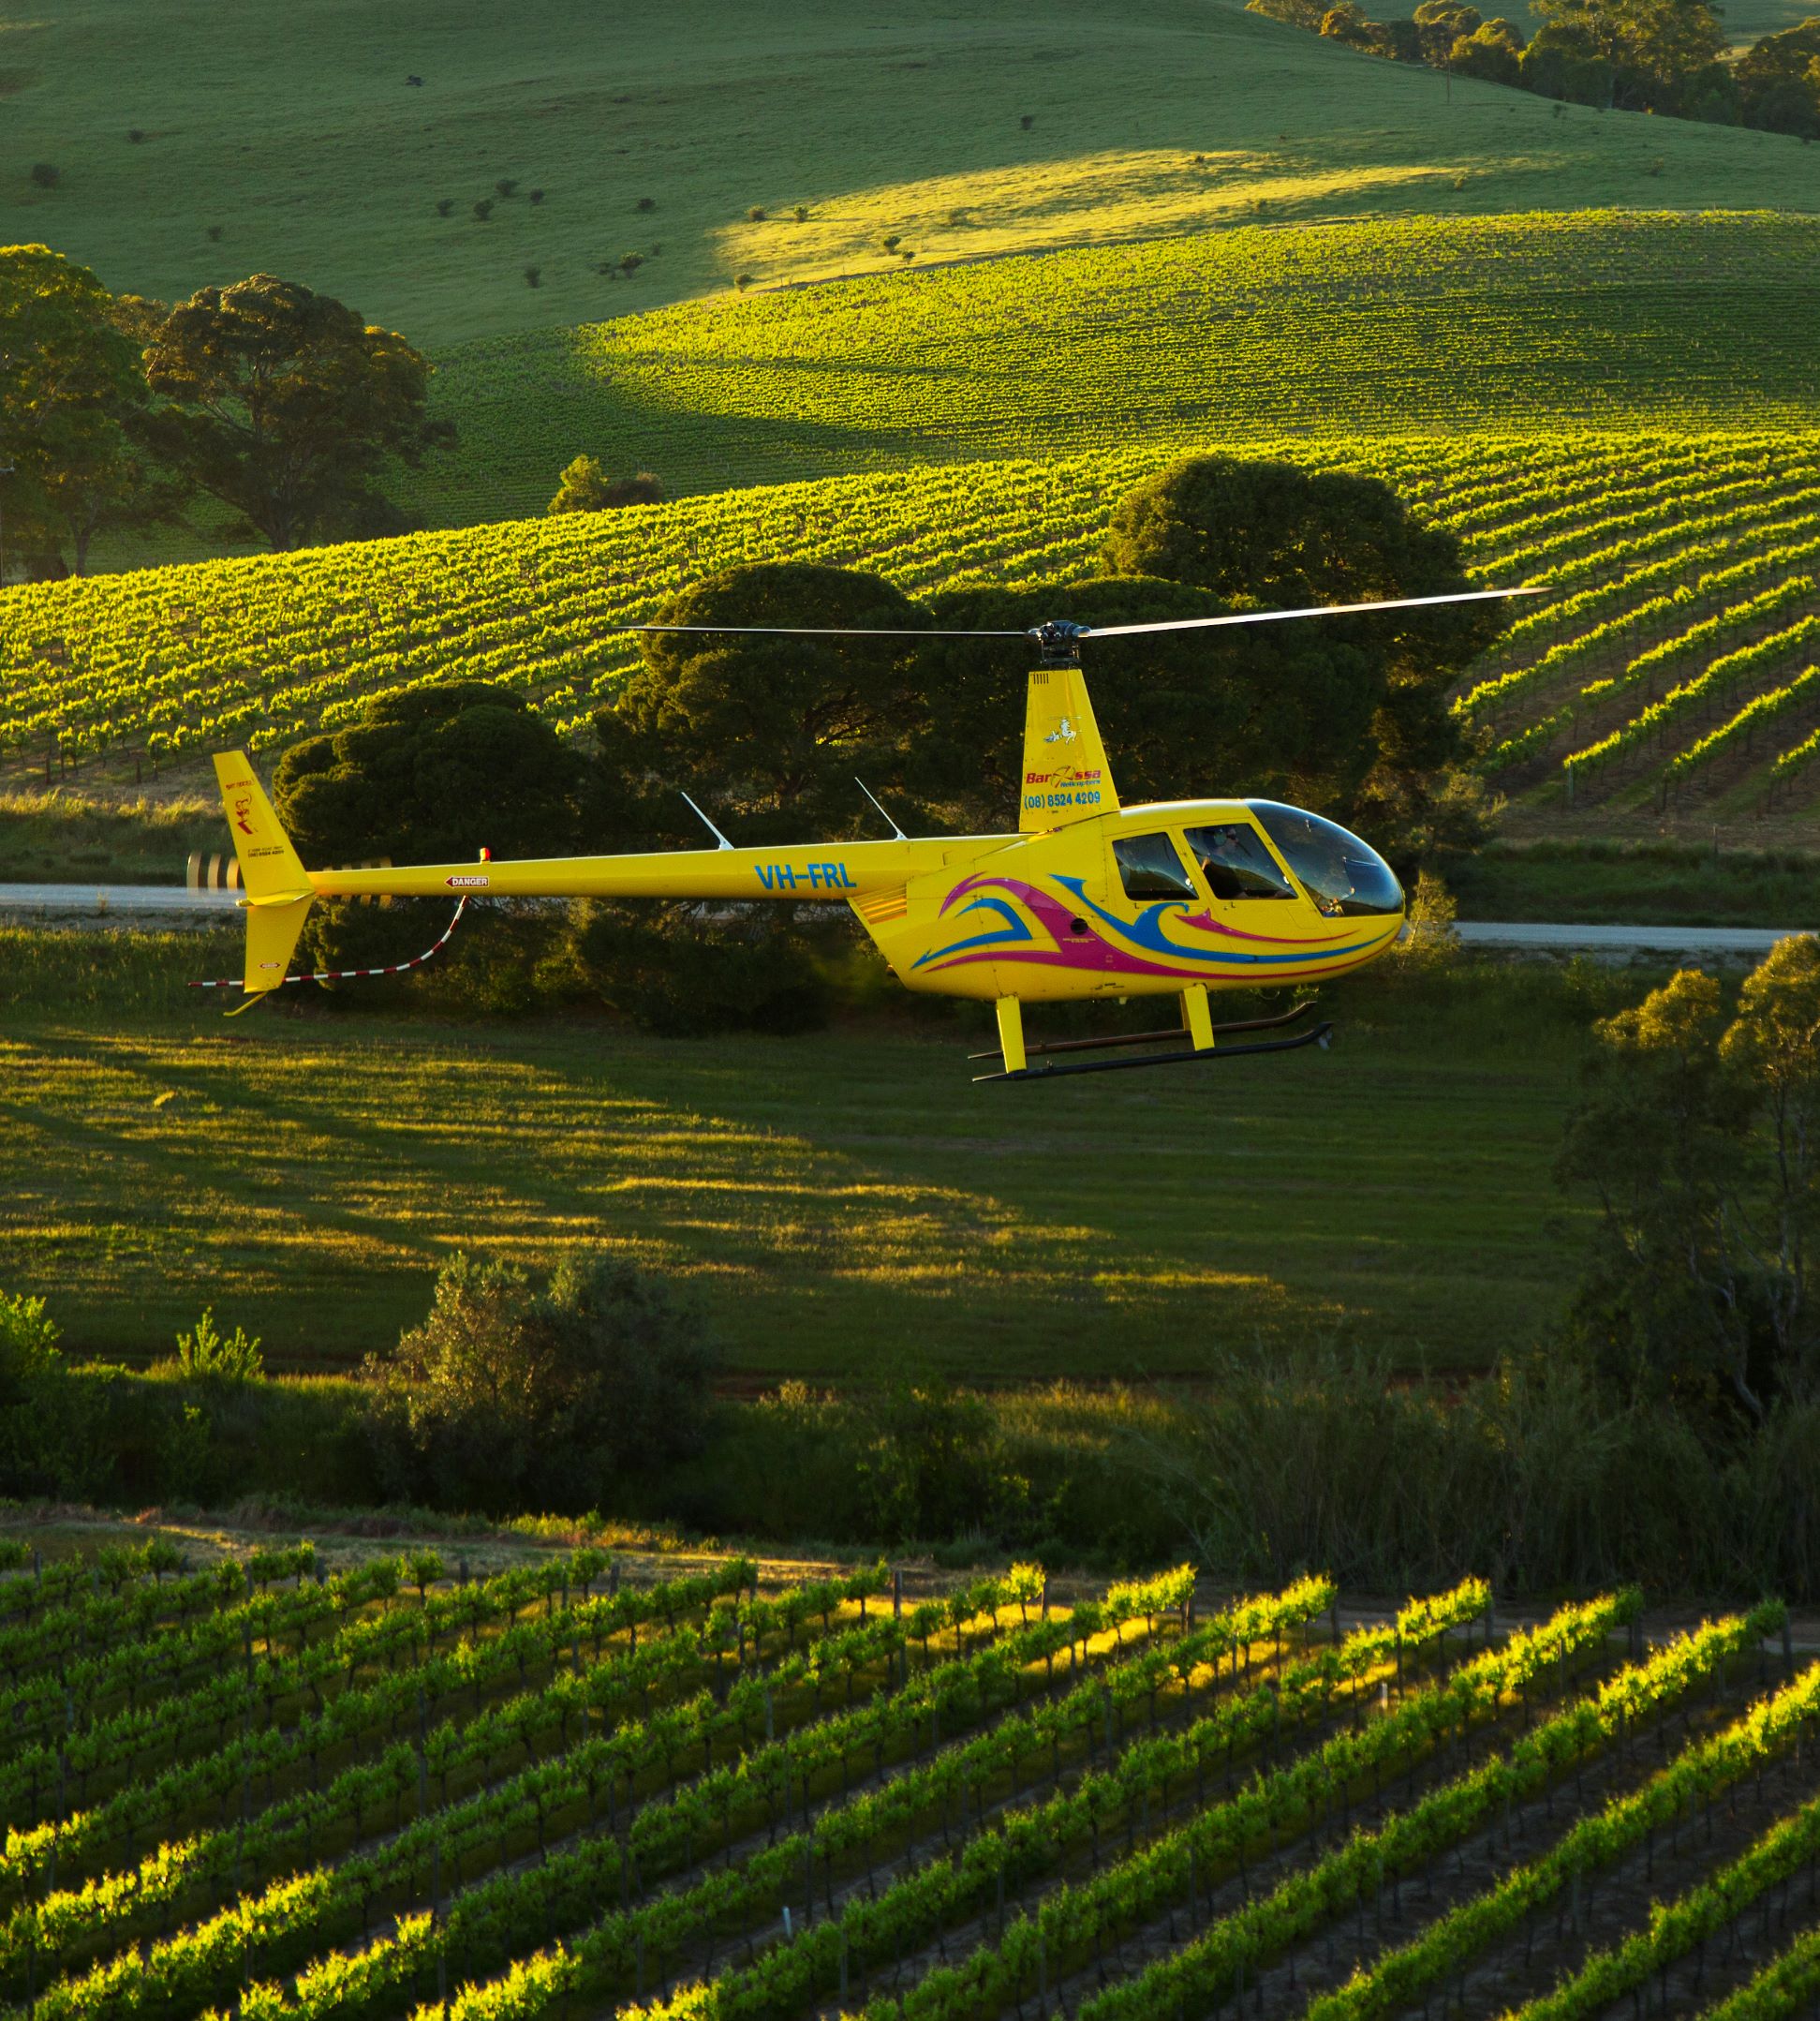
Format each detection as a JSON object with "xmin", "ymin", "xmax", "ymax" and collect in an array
[
  {"xmin": 3, "ymin": 1554, "xmax": 1813, "ymax": 2021},
  {"xmin": 0, "ymin": 929, "xmax": 1602, "ymax": 1378},
  {"xmin": 3, "ymin": 0, "xmax": 1818, "ymax": 364},
  {"xmin": 413, "ymin": 211, "xmax": 1820, "ymax": 522}
]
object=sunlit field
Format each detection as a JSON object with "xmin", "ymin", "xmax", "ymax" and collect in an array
[{"xmin": 0, "ymin": 931, "xmax": 1591, "ymax": 1377}]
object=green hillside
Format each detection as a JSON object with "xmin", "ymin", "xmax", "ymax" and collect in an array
[
  {"xmin": 10, "ymin": 428, "xmax": 1820, "ymax": 841},
  {"xmin": 414, "ymin": 210, "xmax": 1820, "ymax": 525},
  {"xmin": 2, "ymin": 0, "xmax": 1817, "ymax": 363}
]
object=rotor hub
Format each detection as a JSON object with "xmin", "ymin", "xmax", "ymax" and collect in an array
[{"xmin": 1028, "ymin": 618, "xmax": 1088, "ymax": 667}]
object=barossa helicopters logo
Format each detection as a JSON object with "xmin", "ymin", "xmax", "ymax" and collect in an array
[{"xmin": 1024, "ymin": 763, "xmax": 1103, "ymax": 790}]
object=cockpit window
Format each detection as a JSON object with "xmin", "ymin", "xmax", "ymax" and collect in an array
[
  {"xmin": 1113, "ymin": 832, "xmax": 1197, "ymax": 901},
  {"xmin": 1248, "ymin": 800, "xmax": 1405, "ymax": 917},
  {"xmin": 1183, "ymin": 823, "xmax": 1296, "ymax": 901}
]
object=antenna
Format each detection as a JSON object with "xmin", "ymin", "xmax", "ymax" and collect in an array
[
  {"xmin": 854, "ymin": 778, "xmax": 908, "ymax": 841},
  {"xmin": 679, "ymin": 791, "xmax": 734, "ymax": 851}
]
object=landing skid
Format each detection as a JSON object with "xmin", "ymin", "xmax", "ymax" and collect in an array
[{"xmin": 970, "ymin": 998, "xmax": 1334, "ymax": 1082}]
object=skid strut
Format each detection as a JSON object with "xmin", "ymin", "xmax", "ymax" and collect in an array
[{"xmin": 971, "ymin": 994, "xmax": 1332, "ymax": 1083}]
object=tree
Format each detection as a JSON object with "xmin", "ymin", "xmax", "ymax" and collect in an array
[
  {"xmin": 1526, "ymin": 0, "xmax": 1725, "ymax": 109},
  {"xmin": 1559, "ymin": 951, "xmax": 1820, "ymax": 1424},
  {"xmin": 0, "ymin": 247, "xmax": 170, "ymax": 580},
  {"xmin": 1097, "ymin": 454, "xmax": 1503, "ymax": 854},
  {"xmin": 274, "ymin": 681, "xmax": 584, "ymax": 984},
  {"xmin": 1737, "ymin": 18, "xmax": 1820, "ymax": 134},
  {"xmin": 1450, "ymin": 14, "xmax": 1526, "ymax": 79},
  {"xmin": 1559, "ymin": 971, "xmax": 1749, "ymax": 1411},
  {"xmin": 546, "ymin": 454, "xmax": 662, "ymax": 513},
  {"xmin": 596, "ymin": 562, "xmax": 932, "ymax": 846},
  {"xmin": 362, "ymin": 1252, "xmax": 718, "ymax": 1511},
  {"xmin": 1413, "ymin": 0, "xmax": 1481, "ymax": 60},
  {"xmin": 912, "ymin": 572, "xmax": 1385, "ymax": 830},
  {"xmin": 141, "ymin": 274, "xmax": 443, "ymax": 550}
]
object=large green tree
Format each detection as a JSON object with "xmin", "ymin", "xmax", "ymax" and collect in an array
[
  {"xmin": 1737, "ymin": 17, "xmax": 1820, "ymax": 133},
  {"xmin": 911, "ymin": 572, "xmax": 1386, "ymax": 831},
  {"xmin": 274, "ymin": 681, "xmax": 584, "ymax": 989},
  {"xmin": 595, "ymin": 562, "xmax": 932, "ymax": 847},
  {"xmin": 1525, "ymin": 0, "xmax": 1726, "ymax": 109},
  {"xmin": 1095, "ymin": 454, "xmax": 1502, "ymax": 853},
  {"xmin": 0, "ymin": 246, "xmax": 175, "ymax": 580},
  {"xmin": 1560, "ymin": 942, "xmax": 1820, "ymax": 1423},
  {"xmin": 141, "ymin": 275, "xmax": 442, "ymax": 551}
]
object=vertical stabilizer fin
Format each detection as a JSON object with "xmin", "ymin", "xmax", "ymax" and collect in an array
[
  {"xmin": 211, "ymin": 751, "xmax": 312, "ymax": 901},
  {"xmin": 211, "ymin": 750, "xmax": 314, "ymax": 1000},
  {"xmin": 1018, "ymin": 666, "xmax": 1120, "ymax": 833}
]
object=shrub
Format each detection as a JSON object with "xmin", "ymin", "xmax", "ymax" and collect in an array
[
  {"xmin": 523, "ymin": 264, "xmax": 540, "ymax": 288},
  {"xmin": 528, "ymin": 186, "xmax": 544, "ymax": 203},
  {"xmin": 362, "ymin": 1252, "xmax": 718, "ymax": 1512},
  {"xmin": 127, "ymin": 128, "xmax": 145, "ymax": 143},
  {"xmin": 880, "ymin": 233, "xmax": 901, "ymax": 252},
  {"xmin": 472, "ymin": 198, "xmax": 494, "ymax": 220},
  {"xmin": 174, "ymin": 1308, "xmax": 265, "ymax": 1382},
  {"xmin": 746, "ymin": 204, "xmax": 766, "ymax": 221},
  {"xmin": 563, "ymin": 900, "xmax": 829, "ymax": 1034},
  {"xmin": 792, "ymin": 203, "xmax": 810, "ymax": 221},
  {"xmin": 547, "ymin": 455, "xmax": 662, "ymax": 513},
  {"xmin": 496, "ymin": 176, "xmax": 518, "ymax": 198},
  {"xmin": 0, "ymin": 1288, "xmax": 60, "ymax": 1401},
  {"xmin": 734, "ymin": 272, "xmax": 754, "ymax": 290},
  {"xmin": 205, "ymin": 224, "xmax": 223, "ymax": 241},
  {"xmin": 436, "ymin": 198, "xmax": 453, "ymax": 216},
  {"xmin": 618, "ymin": 250, "xmax": 644, "ymax": 272},
  {"xmin": 636, "ymin": 195, "xmax": 656, "ymax": 211},
  {"xmin": 1020, "ymin": 112, "xmax": 1034, "ymax": 128},
  {"xmin": 29, "ymin": 163, "xmax": 59, "ymax": 188}
]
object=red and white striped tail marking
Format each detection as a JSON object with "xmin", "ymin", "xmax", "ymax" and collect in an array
[{"xmin": 188, "ymin": 898, "xmax": 468, "ymax": 996}]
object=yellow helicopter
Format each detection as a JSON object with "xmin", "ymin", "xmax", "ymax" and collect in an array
[{"xmin": 203, "ymin": 590, "xmax": 1525, "ymax": 1081}]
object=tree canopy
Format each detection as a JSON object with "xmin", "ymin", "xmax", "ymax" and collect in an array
[
  {"xmin": 595, "ymin": 561, "xmax": 932, "ymax": 846},
  {"xmin": 1737, "ymin": 16, "xmax": 1820, "ymax": 133},
  {"xmin": 1560, "ymin": 943, "xmax": 1820, "ymax": 1424},
  {"xmin": 1097, "ymin": 454, "xmax": 1500, "ymax": 849},
  {"xmin": 0, "ymin": 246, "xmax": 177, "ymax": 578},
  {"xmin": 141, "ymin": 274, "xmax": 441, "ymax": 550},
  {"xmin": 274, "ymin": 681, "xmax": 584, "ymax": 866}
]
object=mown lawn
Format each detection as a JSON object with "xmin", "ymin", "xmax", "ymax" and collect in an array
[{"xmin": 0, "ymin": 965, "xmax": 1592, "ymax": 1378}]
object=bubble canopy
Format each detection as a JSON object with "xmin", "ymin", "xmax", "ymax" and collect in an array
[{"xmin": 1247, "ymin": 800, "xmax": 1405, "ymax": 918}]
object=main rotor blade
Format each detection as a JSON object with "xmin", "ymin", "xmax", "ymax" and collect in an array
[
  {"xmin": 614, "ymin": 623, "xmax": 1029, "ymax": 638},
  {"xmin": 1084, "ymin": 587, "xmax": 1538, "ymax": 639}
]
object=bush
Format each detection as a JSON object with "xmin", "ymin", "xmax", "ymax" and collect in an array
[
  {"xmin": 496, "ymin": 177, "xmax": 518, "ymax": 198},
  {"xmin": 746, "ymin": 204, "xmax": 766, "ymax": 221},
  {"xmin": 563, "ymin": 900, "xmax": 831, "ymax": 1034},
  {"xmin": 636, "ymin": 195, "xmax": 656, "ymax": 211},
  {"xmin": 792, "ymin": 203, "xmax": 810, "ymax": 221},
  {"xmin": 362, "ymin": 1252, "xmax": 718, "ymax": 1512},
  {"xmin": 205, "ymin": 224, "xmax": 222, "ymax": 242},
  {"xmin": 29, "ymin": 163, "xmax": 58, "ymax": 188},
  {"xmin": 734, "ymin": 273, "xmax": 754, "ymax": 290},
  {"xmin": 546, "ymin": 455, "xmax": 662, "ymax": 513},
  {"xmin": 523, "ymin": 265, "xmax": 540, "ymax": 288},
  {"xmin": 436, "ymin": 198, "xmax": 453, "ymax": 217},
  {"xmin": 173, "ymin": 1308, "xmax": 264, "ymax": 1383},
  {"xmin": 0, "ymin": 1288, "xmax": 59, "ymax": 1402},
  {"xmin": 127, "ymin": 128, "xmax": 145, "ymax": 143},
  {"xmin": 472, "ymin": 198, "xmax": 493, "ymax": 220},
  {"xmin": 528, "ymin": 187, "xmax": 544, "ymax": 204},
  {"xmin": 619, "ymin": 250, "xmax": 644, "ymax": 273}
]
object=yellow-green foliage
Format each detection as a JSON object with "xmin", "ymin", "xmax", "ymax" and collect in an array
[{"xmin": 12, "ymin": 426, "xmax": 1820, "ymax": 834}]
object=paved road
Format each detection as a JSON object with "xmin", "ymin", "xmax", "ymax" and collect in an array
[
  {"xmin": 0, "ymin": 885, "xmax": 1812, "ymax": 957},
  {"xmin": 0, "ymin": 883, "xmax": 242, "ymax": 914},
  {"xmin": 1456, "ymin": 920, "xmax": 1807, "ymax": 956}
]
